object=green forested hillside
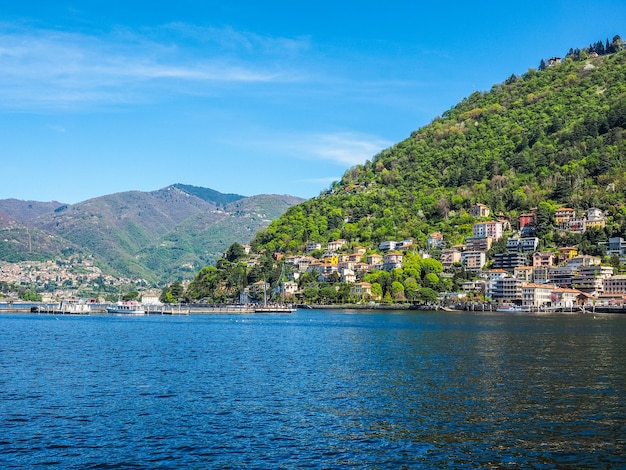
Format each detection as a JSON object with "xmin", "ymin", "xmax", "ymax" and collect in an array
[{"xmin": 253, "ymin": 47, "xmax": 626, "ymax": 254}]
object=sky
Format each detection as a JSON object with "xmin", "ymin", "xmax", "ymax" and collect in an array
[{"xmin": 1, "ymin": 1, "xmax": 626, "ymax": 204}]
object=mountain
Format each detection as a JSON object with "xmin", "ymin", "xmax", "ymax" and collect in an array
[
  {"xmin": 0, "ymin": 186, "xmax": 304, "ymax": 282},
  {"xmin": 252, "ymin": 46, "xmax": 626, "ymax": 254}
]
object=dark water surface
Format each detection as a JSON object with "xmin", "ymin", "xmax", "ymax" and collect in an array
[{"xmin": 1, "ymin": 311, "xmax": 625, "ymax": 468}]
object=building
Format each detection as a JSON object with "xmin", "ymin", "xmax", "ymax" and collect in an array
[
  {"xmin": 514, "ymin": 266, "xmax": 534, "ymax": 282},
  {"xmin": 586, "ymin": 208, "xmax": 606, "ymax": 229},
  {"xmin": 141, "ymin": 291, "xmax": 162, "ymax": 305},
  {"xmin": 283, "ymin": 281, "xmax": 299, "ymax": 297},
  {"xmin": 461, "ymin": 280, "xmax": 486, "ymax": 294},
  {"xmin": 604, "ymin": 275, "xmax": 626, "ymax": 294},
  {"xmin": 440, "ymin": 249, "xmax": 462, "ymax": 270},
  {"xmin": 519, "ymin": 213, "xmax": 536, "ymax": 229},
  {"xmin": 367, "ymin": 254, "xmax": 383, "ymax": 266},
  {"xmin": 578, "ymin": 265, "xmax": 614, "ymax": 279},
  {"xmin": 565, "ymin": 255, "xmax": 601, "ymax": 269},
  {"xmin": 351, "ymin": 282, "xmax": 373, "ymax": 299},
  {"xmin": 427, "ymin": 232, "xmax": 444, "ymax": 250},
  {"xmin": 532, "ymin": 252, "xmax": 555, "ymax": 267},
  {"xmin": 493, "ymin": 252, "xmax": 527, "ymax": 272},
  {"xmin": 471, "ymin": 203, "xmax": 490, "ymax": 218},
  {"xmin": 483, "ymin": 269, "xmax": 508, "ymax": 299},
  {"xmin": 533, "ymin": 265, "xmax": 551, "ymax": 284},
  {"xmin": 567, "ymin": 217, "xmax": 586, "ymax": 233},
  {"xmin": 397, "ymin": 239, "xmax": 414, "ymax": 250},
  {"xmin": 571, "ymin": 275, "xmax": 605, "ymax": 295},
  {"xmin": 555, "ymin": 208, "xmax": 576, "ymax": 229},
  {"xmin": 379, "ymin": 241, "xmax": 398, "ymax": 251},
  {"xmin": 340, "ymin": 268, "xmax": 357, "ymax": 284},
  {"xmin": 549, "ymin": 265, "xmax": 576, "ymax": 287},
  {"xmin": 461, "ymin": 251, "xmax": 486, "ymax": 273},
  {"xmin": 600, "ymin": 237, "xmax": 626, "ymax": 256},
  {"xmin": 326, "ymin": 239, "xmax": 347, "ymax": 252},
  {"xmin": 492, "ymin": 277, "xmax": 523, "ymax": 304},
  {"xmin": 522, "ymin": 283, "xmax": 557, "ymax": 308},
  {"xmin": 305, "ymin": 242, "xmax": 322, "ymax": 253},
  {"xmin": 550, "ymin": 287, "xmax": 581, "ymax": 308},
  {"xmin": 353, "ymin": 246, "xmax": 367, "ymax": 256},
  {"xmin": 465, "ymin": 236, "xmax": 493, "ymax": 252},
  {"xmin": 558, "ymin": 247, "xmax": 578, "ymax": 264},
  {"xmin": 473, "ymin": 221, "xmax": 503, "ymax": 241},
  {"xmin": 383, "ymin": 253, "xmax": 403, "ymax": 271},
  {"xmin": 506, "ymin": 237, "xmax": 540, "ymax": 253}
]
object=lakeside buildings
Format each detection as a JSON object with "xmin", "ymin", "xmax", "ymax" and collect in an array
[{"xmin": 3, "ymin": 201, "xmax": 625, "ymax": 309}]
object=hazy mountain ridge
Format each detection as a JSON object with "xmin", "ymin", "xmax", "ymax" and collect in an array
[{"xmin": 0, "ymin": 186, "xmax": 304, "ymax": 282}]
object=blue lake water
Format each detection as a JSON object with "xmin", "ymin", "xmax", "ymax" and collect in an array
[{"xmin": 1, "ymin": 310, "xmax": 625, "ymax": 468}]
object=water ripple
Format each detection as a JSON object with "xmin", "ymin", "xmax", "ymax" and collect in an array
[{"xmin": 0, "ymin": 312, "xmax": 625, "ymax": 468}]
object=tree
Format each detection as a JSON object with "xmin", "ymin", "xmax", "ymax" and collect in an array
[
  {"xmin": 225, "ymin": 243, "xmax": 246, "ymax": 262},
  {"xmin": 418, "ymin": 287, "xmax": 439, "ymax": 303},
  {"xmin": 403, "ymin": 277, "xmax": 420, "ymax": 301},
  {"xmin": 391, "ymin": 281, "xmax": 405, "ymax": 302},
  {"xmin": 370, "ymin": 283, "xmax": 383, "ymax": 300},
  {"xmin": 611, "ymin": 35, "xmax": 623, "ymax": 52},
  {"xmin": 122, "ymin": 290, "xmax": 139, "ymax": 301},
  {"xmin": 535, "ymin": 202, "xmax": 556, "ymax": 238}
]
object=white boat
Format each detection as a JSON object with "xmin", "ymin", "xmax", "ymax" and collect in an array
[
  {"xmin": 36, "ymin": 298, "xmax": 92, "ymax": 314},
  {"xmin": 496, "ymin": 304, "xmax": 530, "ymax": 313},
  {"xmin": 254, "ymin": 305, "xmax": 296, "ymax": 313},
  {"xmin": 106, "ymin": 301, "xmax": 146, "ymax": 315}
]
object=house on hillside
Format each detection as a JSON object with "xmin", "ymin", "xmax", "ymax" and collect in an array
[
  {"xmin": 519, "ymin": 213, "xmax": 536, "ymax": 229},
  {"xmin": 558, "ymin": 246, "xmax": 578, "ymax": 264},
  {"xmin": 440, "ymin": 248, "xmax": 462, "ymax": 270},
  {"xmin": 471, "ymin": 203, "xmax": 490, "ymax": 218},
  {"xmin": 533, "ymin": 252, "xmax": 555, "ymax": 267},
  {"xmin": 555, "ymin": 208, "xmax": 576, "ymax": 229},
  {"xmin": 461, "ymin": 251, "xmax": 486, "ymax": 273},
  {"xmin": 600, "ymin": 237, "xmax": 626, "ymax": 257},
  {"xmin": 586, "ymin": 208, "xmax": 606, "ymax": 229},
  {"xmin": 473, "ymin": 221, "xmax": 503, "ymax": 241},
  {"xmin": 326, "ymin": 239, "xmax": 347, "ymax": 252},
  {"xmin": 383, "ymin": 253, "xmax": 403, "ymax": 271},
  {"xmin": 427, "ymin": 232, "xmax": 444, "ymax": 250},
  {"xmin": 305, "ymin": 242, "xmax": 322, "ymax": 253},
  {"xmin": 367, "ymin": 254, "xmax": 383, "ymax": 266},
  {"xmin": 351, "ymin": 282, "xmax": 373, "ymax": 299},
  {"xmin": 379, "ymin": 240, "xmax": 398, "ymax": 251}
]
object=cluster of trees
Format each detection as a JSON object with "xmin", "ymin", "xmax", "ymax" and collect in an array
[
  {"xmin": 0, "ymin": 280, "xmax": 42, "ymax": 301},
  {"xmin": 166, "ymin": 243, "xmax": 472, "ymax": 305},
  {"xmin": 558, "ymin": 35, "xmax": 624, "ymax": 63}
]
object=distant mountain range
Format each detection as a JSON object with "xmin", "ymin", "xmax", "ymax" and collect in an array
[{"xmin": 0, "ymin": 184, "xmax": 304, "ymax": 283}]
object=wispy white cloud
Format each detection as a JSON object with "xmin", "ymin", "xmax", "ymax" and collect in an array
[
  {"xmin": 0, "ymin": 23, "xmax": 305, "ymax": 109},
  {"xmin": 309, "ymin": 132, "xmax": 391, "ymax": 166},
  {"xmin": 218, "ymin": 129, "xmax": 391, "ymax": 167},
  {"xmin": 161, "ymin": 23, "xmax": 311, "ymax": 56}
]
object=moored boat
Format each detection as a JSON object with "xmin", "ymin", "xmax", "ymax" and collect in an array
[
  {"xmin": 496, "ymin": 304, "xmax": 530, "ymax": 313},
  {"xmin": 106, "ymin": 301, "xmax": 146, "ymax": 315},
  {"xmin": 254, "ymin": 304, "xmax": 296, "ymax": 313}
]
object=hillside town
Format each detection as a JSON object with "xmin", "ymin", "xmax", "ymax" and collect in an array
[
  {"xmin": 242, "ymin": 202, "xmax": 626, "ymax": 310},
  {"xmin": 0, "ymin": 255, "xmax": 152, "ymax": 303}
]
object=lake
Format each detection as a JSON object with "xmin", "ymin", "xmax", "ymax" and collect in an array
[{"xmin": 1, "ymin": 310, "xmax": 625, "ymax": 468}]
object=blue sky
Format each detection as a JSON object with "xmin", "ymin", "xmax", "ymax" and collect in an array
[{"xmin": 1, "ymin": 1, "xmax": 626, "ymax": 203}]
